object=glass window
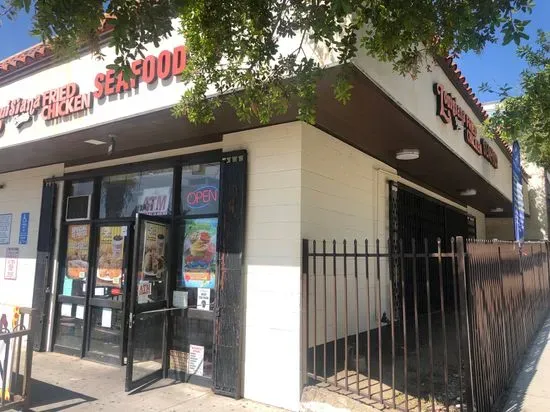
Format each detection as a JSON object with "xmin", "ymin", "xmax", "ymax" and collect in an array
[
  {"xmin": 88, "ymin": 307, "xmax": 123, "ymax": 358},
  {"xmin": 61, "ymin": 224, "xmax": 90, "ymax": 297},
  {"xmin": 68, "ymin": 180, "xmax": 94, "ymax": 197},
  {"xmin": 54, "ymin": 303, "xmax": 85, "ymax": 350},
  {"xmin": 100, "ymin": 169, "xmax": 173, "ymax": 218},
  {"xmin": 181, "ymin": 163, "xmax": 220, "ymax": 216}
]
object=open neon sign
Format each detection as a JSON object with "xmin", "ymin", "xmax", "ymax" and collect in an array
[{"xmin": 186, "ymin": 186, "xmax": 218, "ymax": 209}]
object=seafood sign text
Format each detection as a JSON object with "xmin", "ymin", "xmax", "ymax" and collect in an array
[{"xmin": 0, "ymin": 46, "xmax": 186, "ymax": 135}]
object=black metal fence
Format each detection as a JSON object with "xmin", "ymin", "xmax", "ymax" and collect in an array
[
  {"xmin": 302, "ymin": 237, "xmax": 550, "ymax": 412},
  {"xmin": 0, "ymin": 308, "xmax": 34, "ymax": 411}
]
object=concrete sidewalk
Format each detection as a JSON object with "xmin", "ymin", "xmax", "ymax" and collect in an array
[
  {"xmin": 17, "ymin": 352, "xmax": 285, "ymax": 412},
  {"xmin": 503, "ymin": 314, "xmax": 550, "ymax": 412}
]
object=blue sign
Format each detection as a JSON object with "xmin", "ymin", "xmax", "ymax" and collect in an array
[
  {"xmin": 18, "ymin": 212, "xmax": 30, "ymax": 245},
  {"xmin": 512, "ymin": 142, "xmax": 524, "ymax": 243}
]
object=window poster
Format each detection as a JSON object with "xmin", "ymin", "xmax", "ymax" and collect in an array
[
  {"xmin": 138, "ymin": 187, "xmax": 171, "ymax": 216},
  {"xmin": 181, "ymin": 218, "xmax": 217, "ymax": 289},
  {"xmin": 66, "ymin": 224, "xmax": 90, "ymax": 281},
  {"xmin": 141, "ymin": 222, "xmax": 168, "ymax": 279},
  {"xmin": 96, "ymin": 226, "xmax": 125, "ymax": 287}
]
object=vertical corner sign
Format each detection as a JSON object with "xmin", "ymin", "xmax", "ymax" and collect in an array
[
  {"xmin": 512, "ymin": 141, "xmax": 524, "ymax": 244},
  {"xmin": 19, "ymin": 212, "xmax": 30, "ymax": 245}
]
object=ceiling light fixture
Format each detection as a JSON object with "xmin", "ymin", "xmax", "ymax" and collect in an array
[
  {"xmin": 84, "ymin": 139, "xmax": 107, "ymax": 145},
  {"xmin": 490, "ymin": 207, "xmax": 504, "ymax": 213},
  {"xmin": 396, "ymin": 149, "xmax": 420, "ymax": 160},
  {"xmin": 459, "ymin": 188, "xmax": 477, "ymax": 197}
]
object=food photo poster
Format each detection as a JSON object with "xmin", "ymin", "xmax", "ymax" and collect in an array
[
  {"xmin": 181, "ymin": 218, "xmax": 217, "ymax": 289},
  {"xmin": 96, "ymin": 226, "xmax": 125, "ymax": 288}
]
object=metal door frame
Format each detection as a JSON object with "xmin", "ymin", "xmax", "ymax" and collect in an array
[{"xmin": 125, "ymin": 213, "xmax": 172, "ymax": 391}]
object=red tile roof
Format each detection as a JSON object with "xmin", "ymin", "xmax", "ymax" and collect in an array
[
  {"xmin": 437, "ymin": 55, "xmax": 517, "ymax": 163},
  {"xmin": 0, "ymin": 43, "xmax": 52, "ymax": 77},
  {"xmin": 0, "ymin": 16, "xmax": 114, "ymax": 79},
  {"xmin": 439, "ymin": 55, "xmax": 489, "ymax": 122}
]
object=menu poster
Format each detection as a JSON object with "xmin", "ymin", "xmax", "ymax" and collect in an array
[
  {"xmin": 181, "ymin": 218, "xmax": 217, "ymax": 289},
  {"xmin": 187, "ymin": 344, "xmax": 204, "ymax": 376},
  {"xmin": 96, "ymin": 226, "xmax": 125, "ymax": 287},
  {"xmin": 138, "ymin": 187, "xmax": 171, "ymax": 216},
  {"xmin": 141, "ymin": 222, "xmax": 168, "ymax": 278},
  {"xmin": 66, "ymin": 225, "xmax": 90, "ymax": 281},
  {"xmin": 4, "ymin": 247, "xmax": 19, "ymax": 280}
]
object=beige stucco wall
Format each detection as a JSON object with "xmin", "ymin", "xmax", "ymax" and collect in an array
[
  {"xmin": 0, "ymin": 164, "xmax": 63, "ymax": 315},
  {"xmin": 301, "ymin": 123, "xmax": 396, "ymax": 347}
]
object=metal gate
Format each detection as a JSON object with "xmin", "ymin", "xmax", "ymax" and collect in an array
[{"xmin": 302, "ymin": 237, "xmax": 550, "ymax": 411}]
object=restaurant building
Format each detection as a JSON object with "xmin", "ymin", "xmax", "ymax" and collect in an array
[{"xmin": 0, "ymin": 26, "xmax": 535, "ymax": 410}]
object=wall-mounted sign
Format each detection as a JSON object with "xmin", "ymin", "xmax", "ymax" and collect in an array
[
  {"xmin": 18, "ymin": 212, "xmax": 29, "ymax": 245},
  {"xmin": 4, "ymin": 247, "xmax": 19, "ymax": 280},
  {"xmin": 93, "ymin": 46, "xmax": 186, "ymax": 99},
  {"xmin": 0, "ymin": 82, "xmax": 93, "ymax": 132},
  {"xmin": 0, "ymin": 214, "xmax": 12, "ymax": 245},
  {"xmin": 0, "ymin": 46, "xmax": 186, "ymax": 135},
  {"xmin": 433, "ymin": 83, "xmax": 498, "ymax": 169},
  {"xmin": 512, "ymin": 141, "xmax": 524, "ymax": 243}
]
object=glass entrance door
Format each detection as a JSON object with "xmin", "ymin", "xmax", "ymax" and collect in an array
[
  {"xmin": 125, "ymin": 214, "xmax": 171, "ymax": 391},
  {"xmin": 85, "ymin": 224, "xmax": 132, "ymax": 364}
]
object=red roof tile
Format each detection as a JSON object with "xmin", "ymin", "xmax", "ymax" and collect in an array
[
  {"xmin": 0, "ymin": 16, "xmax": 114, "ymax": 79},
  {"xmin": 0, "ymin": 43, "xmax": 52, "ymax": 77}
]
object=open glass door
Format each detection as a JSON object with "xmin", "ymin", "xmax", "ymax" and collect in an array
[{"xmin": 125, "ymin": 213, "xmax": 171, "ymax": 391}]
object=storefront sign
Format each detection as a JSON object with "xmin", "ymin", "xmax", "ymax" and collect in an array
[
  {"xmin": 93, "ymin": 46, "xmax": 186, "ymax": 99},
  {"xmin": 433, "ymin": 83, "xmax": 498, "ymax": 169},
  {"xmin": 4, "ymin": 247, "xmax": 19, "ymax": 280},
  {"xmin": 0, "ymin": 214, "xmax": 12, "ymax": 245},
  {"xmin": 138, "ymin": 187, "xmax": 171, "ymax": 216},
  {"xmin": 181, "ymin": 218, "xmax": 217, "ymax": 289},
  {"xmin": 186, "ymin": 186, "xmax": 219, "ymax": 210},
  {"xmin": 0, "ymin": 46, "xmax": 186, "ymax": 135},
  {"xmin": 512, "ymin": 141, "xmax": 524, "ymax": 243},
  {"xmin": 18, "ymin": 212, "xmax": 29, "ymax": 245},
  {"xmin": 0, "ymin": 82, "xmax": 93, "ymax": 132}
]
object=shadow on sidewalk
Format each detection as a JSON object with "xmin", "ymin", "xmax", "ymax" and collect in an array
[
  {"xmin": 503, "ymin": 316, "xmax": 550, "ymax": 412},
  {"xmin": 29, "ymin": 379, "xmax": 96, "ymax": 412}
]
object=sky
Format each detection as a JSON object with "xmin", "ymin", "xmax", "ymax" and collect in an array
[{"xmin": 0, "ymin": 3, "xmax": 548, "ymax": 103}]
